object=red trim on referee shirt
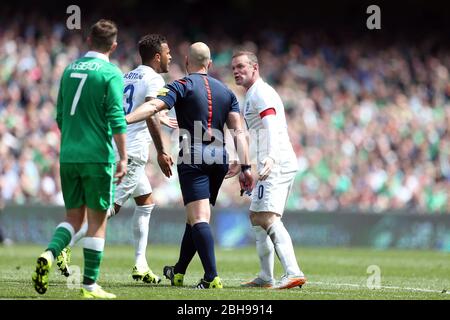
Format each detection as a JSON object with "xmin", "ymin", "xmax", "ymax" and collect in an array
[
  {"xmin": 259, "ymin": 108, "xmax": 276, "ymax": 118},
  {"xmin": 203, "ymin": 76, "xmax": 213, "ymax": 136}
]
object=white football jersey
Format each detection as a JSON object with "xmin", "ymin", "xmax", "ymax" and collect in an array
[
  {"xmin": 115, "ymin": 65, "xmax": 165, "ymax": 161},
  {"xmin": 243, "ymin": 78, "xmax": 298, "ymax": 172}
]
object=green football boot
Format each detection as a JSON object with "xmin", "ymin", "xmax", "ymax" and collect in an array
[
  {"xmin": 32, "ymin": 251, "xmax": 53, "ymax": 294},
  {"xmin": 163, "ymin": 265, "xmax": 184, "ymax": 286},
  {"xmin": 56, "ymin": 247, "xmax": 71, "ymax": 277},
  {"xmin": 81, "ymin": 285, "xmax": 116, "ymax": 299},
  {"xmin": 194, "ymin": 276, "xmax": 223, "ymax": 289},
  {"xmin": 132, "ymin": 266, "xmax": 161, "ymax": 284}
]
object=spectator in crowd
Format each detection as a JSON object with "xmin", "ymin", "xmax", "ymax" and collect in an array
[{"xmin": 1, "ymin": 14, "xmax": 450, "ymax": 214}]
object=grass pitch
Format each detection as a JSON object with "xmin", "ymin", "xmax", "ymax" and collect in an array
[{"xmin": 0, "ymin": 244, "xmax": 449, "ymax": 300}]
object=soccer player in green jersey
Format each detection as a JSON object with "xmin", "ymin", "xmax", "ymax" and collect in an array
[{"xmin": 32, "ymin": 19, "xmax": 127, "ymax": 299}]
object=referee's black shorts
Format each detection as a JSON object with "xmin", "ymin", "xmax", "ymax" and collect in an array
[{"xmin": 177, "ymin": 163, "xmax": 229, "ymax": 206}]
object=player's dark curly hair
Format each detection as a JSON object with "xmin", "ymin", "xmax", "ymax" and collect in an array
[{"xmin": 138, "ymin": 34, "xmax": 167, "ymax": 63}]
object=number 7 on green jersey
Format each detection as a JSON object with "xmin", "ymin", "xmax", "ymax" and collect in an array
[{"xmin": 70, "ymin": 73, "xmax": 88, "ymax": 115}]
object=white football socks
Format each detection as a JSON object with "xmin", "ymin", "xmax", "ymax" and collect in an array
[
  {"xmin": 69, "ymin": 206, "xmax": 114, "ymax": 247},
  {"xmin": 83, "ymin": 283, "xmax": 98, "ymax": 291},
  {"xmin": 133, "ymin": 204, "xmax": 155, "ymax": 269},
  {"xmin": 267, "ymin": 220, "xmax": 303, "ymax": 277},
  {"xmin": 253, "ymin": 225, "xmax": 275, "ymax": 281},
  {"xmin": 70, "ymin": 221, "xmax": 88, "ymax": 247}
]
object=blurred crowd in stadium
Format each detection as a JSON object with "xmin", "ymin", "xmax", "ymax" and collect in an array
[{"xmin": 1, "ymin": 14, "xmax": 450, "ymax": 214}]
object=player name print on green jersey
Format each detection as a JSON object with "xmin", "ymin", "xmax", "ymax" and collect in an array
[
  {"xmin": 56, "ymin": 52, "xmax": 126, "ymax": 164},
  {"xmin": 68, "ymin": 61, "xmax": 103, "ymax": 71}
]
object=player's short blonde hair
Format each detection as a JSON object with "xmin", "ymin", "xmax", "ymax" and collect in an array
[{"xmin": 232, "ymin": 51, "xmax": 258, "ymax": 66}]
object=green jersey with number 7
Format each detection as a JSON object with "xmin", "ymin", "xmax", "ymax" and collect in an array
[{"xmin": 56, "ymin": 51, "xmax": 126, "ymax": 163}]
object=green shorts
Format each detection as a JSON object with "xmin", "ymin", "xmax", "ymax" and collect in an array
[{"xmin": 60, "ymin": 163, "xmax": 116, "ymax": 211}]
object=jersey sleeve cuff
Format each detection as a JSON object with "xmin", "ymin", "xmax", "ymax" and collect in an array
[
  {"xmin": 111, "ymin": 126, "xmax": 127, "ymax": 134},
  {"xmin": 157, "ymin": 95, "xmax": 175, "ymax": 110}
]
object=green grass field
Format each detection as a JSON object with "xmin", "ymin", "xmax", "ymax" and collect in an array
[{"xmin": 1, "ymin": 244, "xmax": 449, "ymax": 300}]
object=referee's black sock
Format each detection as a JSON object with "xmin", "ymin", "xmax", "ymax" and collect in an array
[
  {"xmin": 191, "ymin": 222, "xmax": 217, "ymax": 282},
  {"xmin": 174, "ymin": 223, "xmax": 197, "ymax": 274}
]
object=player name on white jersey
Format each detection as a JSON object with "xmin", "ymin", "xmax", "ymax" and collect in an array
[
  {"xmin": 124, "ymin": 72, "xmax": 144, "ymax": 80},
  {"xmin": 114, "ymin": 65, "xmax": 165, "ymax": 162}
]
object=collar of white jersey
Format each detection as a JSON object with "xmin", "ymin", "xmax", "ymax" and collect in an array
[
  {"xmin": 246, "ymin": 78, "xmax": 264, "ymax": 97},
  {"xmin": 138, "ymin": 65, "xmax": 157, "ymax": 73},
  {"xmin": 84, "ymin": 51, "xmax": 109, "ymax": 62}
]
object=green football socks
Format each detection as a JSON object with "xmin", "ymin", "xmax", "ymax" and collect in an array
[{"xmin": 46, "ymin": 223, "xmax": 74, "ymax": 258}]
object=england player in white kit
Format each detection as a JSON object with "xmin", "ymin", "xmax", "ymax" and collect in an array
[
  {"xmin": 110, "ymin": 34, "xmax": 176, "ymax": 284},
  {"xmin": 230, "ymin": 51, "xmax": 306, "ymax": 289},
  {"xmin": 57, "ymin": 34, "xmax": 176, "ymax": 284}
]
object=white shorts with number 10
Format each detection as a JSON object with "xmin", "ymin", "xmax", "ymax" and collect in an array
[
  {"xmin": 115, "ymin": 157, "xmax": 152, "ymax": 206},
  {"xmin": 249, "ymin": 165, "xmax": 297, "ymax": 216}
]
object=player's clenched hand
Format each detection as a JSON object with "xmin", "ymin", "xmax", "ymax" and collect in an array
[
  {"xmin": 157, "ymin": 152, "xmax": 174, "ymax": 178},
  {"xmin": 239, "ymin": 169, "xmax": 254, "ymax": 194},
  {"xmin": 114, "ymin": 159, "xmax": 128, "ymax": 185},
  {"xmin": 225, "ymin": 163, "xmax": 240, "ymax": 179},
  {"xmin": 159, "ymin": 110, "xmax": 178, "ymax": 129},
  {"xmin": 258, "ymin": 157, "xmax": 274, "ymax": 181}
]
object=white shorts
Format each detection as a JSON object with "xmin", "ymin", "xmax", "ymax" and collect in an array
[
  {"xmin": 249, "ymin": 165, "xmax": 297, "ymax": 216},
  {"xmin": 115, "ymin": 157, "xmax": 152, "ymax": 206}
]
